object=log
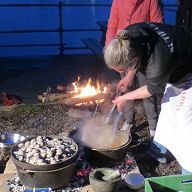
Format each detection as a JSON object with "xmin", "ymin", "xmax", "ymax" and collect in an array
[
  {"xmin": 57, "ymin": 85, "xmax": 67, "ymax": 91},
  {"xmin": 38, "ymin": 92, "xmax": 76, "ymax": 103},
  {"xmin": 62, "ymin": 93, "xmax": 107, "ymax": 105}
]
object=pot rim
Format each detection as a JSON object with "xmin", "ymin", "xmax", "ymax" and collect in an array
[
  {"xmin": 84, "ymin": 135, "xmax": 132, "ymax": 152},
  {"xmin": 69, "ymin": 128, "xmax": 132, "ymax": 151},
  {"xmin": 12, "ymin": 135, "xmax": 79, "ymax": 171}
]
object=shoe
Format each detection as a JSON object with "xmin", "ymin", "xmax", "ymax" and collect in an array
[
  {"xmin": 148, "ymin": 150, "xmax": 167, "ymax": 163},
  {"xmin": 148, "ymin": 141, "xmax": 167, "ymax": 163}
]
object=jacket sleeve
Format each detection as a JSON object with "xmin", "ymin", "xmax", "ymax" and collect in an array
[
  {"xmin": 150, "ymin": 0, "xmax": 164, "ymax": 23},
  {"xmin": 105, "ymin": 0, "xmax": 119, "ymax": 46}
]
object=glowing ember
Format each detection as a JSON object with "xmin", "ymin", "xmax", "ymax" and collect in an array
[{"xmin": 75, "ymin": 99, "xmax": 105, "ymax": 106}]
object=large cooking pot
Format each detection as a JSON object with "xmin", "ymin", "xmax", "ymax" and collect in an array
[
  {"xmin": 11, "ymin": 136, "xmax": 79, "ymax": 189},
  {"xmin": 12, "ymin": 136, "xmax": 79, "ymax": 171},
  {"xmin": 69, "ymin": 128, "xmax": 131, "ymax": 166},
  {"xmin": 15, "ymin": 161, "xmax": 76, "ymax": 189}
]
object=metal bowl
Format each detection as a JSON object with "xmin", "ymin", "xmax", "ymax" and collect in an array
[
  {"xmin": 0, "ymin": 133, "xmax": 25, "ymax": 153},
  {"xmin": 125, "ymin": 173, "xmax": 145, "ymax": 190}
]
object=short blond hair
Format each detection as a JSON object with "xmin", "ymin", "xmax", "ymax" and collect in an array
[{"xmin": 104, "ymin": 30, "xmax": 138, "ymax": 70}]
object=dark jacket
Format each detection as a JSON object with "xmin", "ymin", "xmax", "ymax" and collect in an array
[
  {"xmin": 125, "ymin": 22, "xmax": 192, "ymax": 95},
  {"xmin": 176, "ymin": 0, "xmax": 192, "ymax": 32}
]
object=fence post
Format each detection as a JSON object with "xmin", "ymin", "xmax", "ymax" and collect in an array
[{"xmin": 58, "ymin": 2, "xmax": 64, "ymax": 55}]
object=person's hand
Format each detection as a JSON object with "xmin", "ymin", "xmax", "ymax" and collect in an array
[
  {"xmin": 112, "ymin": 95, "xmax": 127, "ymax": 112},
  {"xmin": 116, "ymin": 75, "xmax": 133, "ymax": 93},
  {"xmin": 116, "ymin": 69, "xmax": 136, "ymax": 93}
]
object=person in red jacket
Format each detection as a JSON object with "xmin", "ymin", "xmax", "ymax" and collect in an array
[
  {"xmin": 105, "ymin": 0, "xmax": 164, "ymax": 138},
  {"xmin": 106, "ymin": 0, "xmax": 164, "ymax": 46}
]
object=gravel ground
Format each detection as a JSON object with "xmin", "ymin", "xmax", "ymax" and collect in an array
[{"xmin": 0, "ymin": 101, "xmax": 181, "ymax": 177}]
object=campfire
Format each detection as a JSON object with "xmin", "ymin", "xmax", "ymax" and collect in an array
[
  {"xmin": 66, "ymin": 76, "xmax": 107, "ymax": 106},
  {"xmin": 38, "ymin": 76, "xmax": 108, "ymax": 107}
]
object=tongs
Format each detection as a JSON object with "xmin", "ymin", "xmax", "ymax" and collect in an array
[{"xmin": 104, "ymin": 90, "xmax": 123, "ymax": 124}]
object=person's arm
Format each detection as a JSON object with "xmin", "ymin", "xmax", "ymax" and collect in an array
[
  {"xmin": 150, "ymin": 0, "xmax": 164, "ymax": 23},
  {"xmin": 113, "ymin": 85, "xmax": 151, "ymax": 111},
  {"xmin": 105, "ymin": 0, "xmax": 119, "ymax": 46}
]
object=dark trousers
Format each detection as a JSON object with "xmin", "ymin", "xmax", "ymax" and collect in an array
[{"xmin": 123, "ymin": 72, "xmax": 158, "ymax": 131}]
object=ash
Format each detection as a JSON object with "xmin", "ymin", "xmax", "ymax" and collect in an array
[
  {"xmin": 6, "ymin": 175, "xmax": 26, "ymax": 192},
  {"xmin": 6, "ymin": 175, "xmax": 82, "ymax": 192}
]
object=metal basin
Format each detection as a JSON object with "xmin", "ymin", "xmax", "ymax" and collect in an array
[{"xmin": 0, "ymin": 133, "xmax": 25, "ymax": 154}]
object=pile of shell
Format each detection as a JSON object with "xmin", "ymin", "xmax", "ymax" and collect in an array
[{"xmin": 13, "ymin": 136, "xmax": 77, "ymax": 165}]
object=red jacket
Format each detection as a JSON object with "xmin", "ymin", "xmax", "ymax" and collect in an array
[{"xmin": 105, "ymin": 0, "xmax": 164, "ymax": 46}]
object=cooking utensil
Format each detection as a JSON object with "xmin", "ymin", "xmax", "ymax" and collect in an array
[
  {"xmin": 12, "ymin": 136, "xmax": 79, "ymax": 189},
  {"xmin": 111, "ymin": 111, "xmax": 122, "ymax": 142},
  {"xmin": 11, "ymin": 136, "xmax": 79, "ymax": 171},
  {"xmin": 16, "ymin": 161, "xmax": 77, "ymax": 189},
  {"xmin": 0, "ymin": 133, "xmax": 25, "ymax": 154},
  {"xmin": 93, "ymin": 103, "xmax": 99, "ymax": 117},
  {"xmin": 104, "ymin": 103, "xmax": 117, "ymax": 124},
  {"xmin": 104, "ymin": 90, "xmax": 123, "ymax": 124},
  {"xmin": 83, "ymin": 131, "xmax": 131, "ymax": 166},
  {"xmin": 44, "ymin": 87, "xmax": 51, "ymax": 139},
  {"xmin": 69, "ymin": 127, "xmax": 131, "ymax": 166}
]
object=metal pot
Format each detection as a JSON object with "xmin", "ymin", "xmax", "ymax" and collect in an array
[
  {"xmin": 15, "ymin": 161, "xmax": 77, "ymax": 189},
  {"xmin": 11, "ymin": 136, "xmax": 79, "ymax": 189},
  {"xmin": 12, "ymin": 136, "xmax": 79, "ymax": 171},
  {"xmin": 84, "ymin": 136, "xmax": 131, "ymax": 166},
  {"xmin": 69, "ymin": 128, "xmax": 131, "ymax": 166}
]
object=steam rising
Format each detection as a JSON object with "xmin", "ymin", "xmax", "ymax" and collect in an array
[{"xmin": 80, "ymin": 115, "xmax": 128, "ymax": 149}]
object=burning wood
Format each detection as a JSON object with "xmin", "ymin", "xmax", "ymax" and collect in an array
[
  {"xmin": 38, "ymin": 76, "xmax": 108, "ymax": 106},
  {"xmin": 64, "ymin": 76, "xmax": 108, "ymax": 106},
  {"xmin": 38, "ymin": 92, "xmax": 75, "ymax": 103},
  {"xmin": 57, "ymin": 85, "xmax": 67, "ymax": 91},
  {"xmin": 61, "ymin": 93, "xmax": 107, "ymax": 106}
]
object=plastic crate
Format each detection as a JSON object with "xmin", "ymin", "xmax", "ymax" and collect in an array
[{"xmin": 145, "ymin": 174, "xmax": 192, "ymax": 192}]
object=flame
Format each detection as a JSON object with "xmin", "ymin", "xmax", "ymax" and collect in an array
[
  {"xmin": 71, "ymin": 77, "xmax": 107, "ymax": 98},
  {"xmin": 70, "ymin": 76, "xmax": 107, "ymax": 106}
]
